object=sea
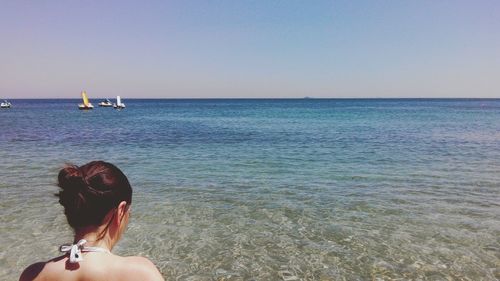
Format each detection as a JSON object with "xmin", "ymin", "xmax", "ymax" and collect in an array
[{"xmin": 0, "ymin": 99, "xmax": 499, "ymax": 280}]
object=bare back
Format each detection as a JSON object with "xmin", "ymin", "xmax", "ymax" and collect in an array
[{"xmin": 20, "ymin": 252, "xmax": 164, "ymax": 281}]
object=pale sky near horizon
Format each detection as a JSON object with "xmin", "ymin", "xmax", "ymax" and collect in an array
[{"xmin": 1, "ymin": 0, "xmax": 499, "ymax": 98}]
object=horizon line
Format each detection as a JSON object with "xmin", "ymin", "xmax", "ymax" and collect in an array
[{"xmin": 3, "ymin": 97, "xmax": 500, "ymax": 100}]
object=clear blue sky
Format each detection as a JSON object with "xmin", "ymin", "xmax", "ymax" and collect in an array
[{"xmin": 1, "ymin": 0, "xmax": 499, "ymax": 98}]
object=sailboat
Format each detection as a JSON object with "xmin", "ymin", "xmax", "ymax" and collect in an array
[
  {"xmin": 78, "ymin": 91, "xmax": 94, "ymax": 110},
  {"xmin": 113, "ymin": 96, "xmax": 125, "ymax": 109},
  {"xmin": 1, "ymin": 100, "xmax": 12, "ymax": 108},
  {"xmin": 98, "ymin": 98, "xmax": 113, "ymax": 107}
]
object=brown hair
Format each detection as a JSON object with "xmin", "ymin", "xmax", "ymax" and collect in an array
[{"xmin": 56, "ymin": 161, "xmax": 132, "ymax": 229}]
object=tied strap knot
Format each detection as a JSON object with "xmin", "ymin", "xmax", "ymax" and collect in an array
[
  {"xmin": 60, "ymin": 239, "xmax": 87, "ymax": 263},
  {"xmin": 59, "ymin": 239, "xmax": 111, "ymax": 263}
]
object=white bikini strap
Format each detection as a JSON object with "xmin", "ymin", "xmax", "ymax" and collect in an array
[{"xmin": 59, "ymin": 239, "xmax": 111, "ymax": 263}]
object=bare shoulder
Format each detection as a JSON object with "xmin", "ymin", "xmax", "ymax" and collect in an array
[
  {"xmin": 19, "ymin": 262, "xmax": 46, "ymax": 281},
  {"xmin": 19, "ymin": 255, "xmax": 66, "ymax": 281},
  {"xmin": 116, "ymin": 256, "xmax": 165, "ymax": 281}
]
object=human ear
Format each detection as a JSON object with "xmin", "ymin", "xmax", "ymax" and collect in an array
[{"xmin": 116, "ymin": 201, "xmax": 128, "ymax": 224}]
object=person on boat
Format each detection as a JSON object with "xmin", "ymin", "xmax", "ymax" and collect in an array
[{"xmin": 20, "ymin": 161, "xmax": 164, "ymax": 281}]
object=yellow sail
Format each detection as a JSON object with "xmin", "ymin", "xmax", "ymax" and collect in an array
[{"xmin": 81, "ymin": 91, "xmax": 89, "ymax": 106}]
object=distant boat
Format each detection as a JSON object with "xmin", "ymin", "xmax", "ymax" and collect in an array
[
  {"xmin": 113, "ymin": 96, "xmax": 125, "ymax": 109},
  {"xmin": 78, "ymin": 91, "xmax": 94, "ymax": 110},
  {"xmin": 98, "ymin": 98, "xmax": 113, "ymax": 107},
  {"xmin": 1, "ymin": 100, "xmax": 12, "ymax": 108}
]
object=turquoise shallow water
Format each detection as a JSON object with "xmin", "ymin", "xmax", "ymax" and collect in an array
[{"xmin": 1, "ymin": 99, "xmax": 499, "ymax": 280}]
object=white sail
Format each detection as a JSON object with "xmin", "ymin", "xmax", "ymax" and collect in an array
[{"xmin": 114, "ymin": 95, "xmax": 125, "ymax": 109}]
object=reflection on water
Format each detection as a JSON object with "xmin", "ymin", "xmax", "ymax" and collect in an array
[{"xmin": 1, "ymin": 99, "xmax": 499, "ymax": 280}]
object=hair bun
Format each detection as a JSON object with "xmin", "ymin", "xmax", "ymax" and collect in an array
[
  {"xmin": 57, "ymin": 165, "xmax": 88, "ymax": 212},
  {"xmin": 58, "ymin": 165, "xmax": 86, "ymax": 191}
]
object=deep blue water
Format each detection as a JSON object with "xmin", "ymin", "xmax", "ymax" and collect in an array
[{"xmin": 1, "ymin": 99, "xmax": 499, "ymax": 280}]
